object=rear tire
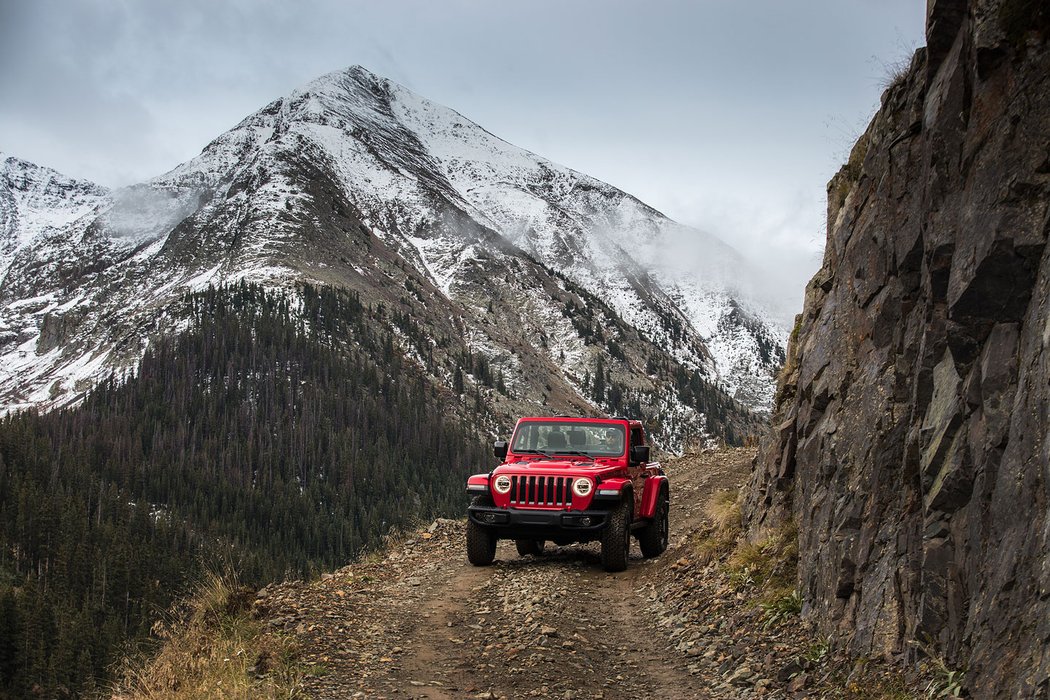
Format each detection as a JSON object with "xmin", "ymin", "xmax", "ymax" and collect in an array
[
  {"xmin": 466, "ymin": 496, "xmax": 497, "ymax": 566},
  {"xmin": 639, "ymin": 487, "xmax": 669, "ymax": 558},
  {"xmin": 600, "ymin": 497, "xmax": 632, "ymax": 572},
  {"xmin": 515, "ymin": 539, "xmax": 545, "ymax": 557}
]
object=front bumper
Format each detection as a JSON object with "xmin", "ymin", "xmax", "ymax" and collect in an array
[{"xmin": 467, "ymin": 505, "xmax": 611, "ymax": 541}]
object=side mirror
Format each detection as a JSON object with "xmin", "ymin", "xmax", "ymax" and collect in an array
[
  {"xmin": 630, "ymin": 444, "xmax": 650, "ymax": 465},
  {"xmin": 494, "ymin": 440, "xmax": 509, "ymax": 460}
]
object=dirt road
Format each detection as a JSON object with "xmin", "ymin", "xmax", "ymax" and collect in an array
[{"xmin": 253, "ymin": 449, "xmax": 764, "ymax": 699}]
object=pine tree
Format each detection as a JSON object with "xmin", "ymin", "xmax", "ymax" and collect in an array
[
  {"xmin": 0, "ymin": 589, "xmax": 21, "ymax": 688},
  {"xmin": 592, "ymin": 355, "xmax": 606, "ymax": 404}
]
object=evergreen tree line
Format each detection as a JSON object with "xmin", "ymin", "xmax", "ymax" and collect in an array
[
  {"xmin": 587, "ymin": 350, "xmax": 756, "ymax": 446},
  {"xmin": 555, "ymin": 275, "xmax": 759, "ymax": 445},
  {"xmin": 0, "ymin": 281, "xmax": 486, "ymax": 697}
]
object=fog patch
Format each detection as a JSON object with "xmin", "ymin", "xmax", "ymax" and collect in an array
[
  {"xmin": 662, "ymin": 191, "xmax": 827, "ymax": 328},
  {"xmin": 103, "ymin": 185, "xmax": 203, "ymax": 246},
  {"xmin": 653, "ymin": 221, "xmax": 747, "ymax": 293}
]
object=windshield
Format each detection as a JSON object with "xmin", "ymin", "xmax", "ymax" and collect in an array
[{"xmin": 510, "ymin": 421, "xmax": 626, "ymax": 457}]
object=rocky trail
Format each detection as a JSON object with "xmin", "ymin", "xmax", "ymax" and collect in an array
[{"xmin": 251, "ymin": 450, "xmax": 916, "ymax": 699}]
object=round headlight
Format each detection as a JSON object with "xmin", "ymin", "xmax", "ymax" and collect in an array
[
  {"xmin": 493, "ymin": 475, "xmax": 512, "ymax": 494},
  {"xmin": 572, "ymin": 478, "xmax": 593, "ymax": 497}
]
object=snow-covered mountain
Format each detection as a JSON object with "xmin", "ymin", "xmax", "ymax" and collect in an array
[{"xmin": 0, "ymin": 66, "xmax": 784, "ymax": 441}]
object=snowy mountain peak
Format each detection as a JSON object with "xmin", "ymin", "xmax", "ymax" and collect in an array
[
  {"xmin": 1, "ymin": 153, "xmax": 109, "ymax": 273},
  {"xmin": 311, "ymin": 64, "xmax": 392, "ymax": 96},
  {"xmin": 2, "ymin": 152, "xmax": 104, "ymax": 194},
  {"xmin": 0, "ymin": 67, "xmax": 786, "ymax": 427},
  {"xmin": 1, "ymin": 153, "xmax": 108, "ymax": 215},
  {"xmin": 291, "ymin": 65, "xmax": 392, "ymax": 120}
]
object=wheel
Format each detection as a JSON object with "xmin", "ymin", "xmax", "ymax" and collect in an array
[
  {"xmin": 515, "ymin": 539, "xmax": 545, "ymax": 557},
  {"xmin": 600, "ymin": 497, "xmax": 632, "ymax": 572},
  {"xmin": 638, "ymin": 487, "xmax": 669, "ymax": 558},
  {"xmin": 466, "ymin": 496, "xmax": 497, "ymax": 566},
  {"xmin": 467, "ymin": 520, "xmax": 497, "ymax": 566}
]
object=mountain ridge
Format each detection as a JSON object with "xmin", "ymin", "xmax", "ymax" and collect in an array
[{"xmin": 0, "ymin": 65, "xmax": 783, "ymax": 438}]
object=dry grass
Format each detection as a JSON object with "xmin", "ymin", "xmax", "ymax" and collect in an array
[
  {"xmin": 112, "ymin": 570, "xmax": 305, "ymax": 700},
  {"xmin": 706, "ymin": 489, "xmax": 742, "ymax": 533},
  {"xmin": 879, "ymin": 55, "xmax": 912, "ymax": 92},
  {"xmin": 689, "ymin": 486, "xmax": 799, "ymax": 598},
  {"xmin": 724, "ymin": 518, "xmax": 801, "ymax": 627},
  {"xmin": 729, "ymin": 520, "xmax": 798, "ymax": 583},
  {"xmin": 692, "ymin": 489, "xmax": 743, "ymax": 563}
]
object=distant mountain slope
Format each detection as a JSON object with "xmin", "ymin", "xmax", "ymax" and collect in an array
[{"xmin": 0, "ymin": 66, "xmax": 781, "ymax": 443}]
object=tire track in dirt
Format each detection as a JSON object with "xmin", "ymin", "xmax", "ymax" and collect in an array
[{"xmin": 393, "ymin": 542, "xmax": 708, "ymax": 699}]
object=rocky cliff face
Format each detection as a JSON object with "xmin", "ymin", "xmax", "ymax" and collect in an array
[{"xmin": 744, "ymin": 0, "xmax": 1050, "ymax": 695}]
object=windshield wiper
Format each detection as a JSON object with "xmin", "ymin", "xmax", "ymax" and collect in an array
[
  {"xmin": 515, "ymin": 448, "xmax": 553, "ymax": 458},
  {"xmin": 552, "ymin": 450, "xmax": 592, "ymax": 458}
]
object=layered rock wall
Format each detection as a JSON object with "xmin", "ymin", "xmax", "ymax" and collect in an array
[{"xmin": 744, "ymin": 1, "xmax": 1050, "ymax": 695}]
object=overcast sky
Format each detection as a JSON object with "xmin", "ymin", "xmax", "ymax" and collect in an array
[{"xmin": 0, "ymin": 0, "xmax": 927, "ymax": 317}]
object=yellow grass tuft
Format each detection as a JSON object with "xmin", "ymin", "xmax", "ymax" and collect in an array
[
  {"xmin": 692, "ymin": 489, "xmax": 744, "ymax": 563},
  {"xmin": 705, "ymin": 489, "xmax": 742, "ymax": 534},
  {"xmin": 726, "ymin": 519, "xmax": 799, "ymax": 597},
  {"xmin": 112, "ymin": 569, "xmax": 304, "ymax": 700}
]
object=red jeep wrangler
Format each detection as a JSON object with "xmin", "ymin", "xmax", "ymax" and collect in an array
[{"xmin": 465, "ymin": 416, "xmax": 669, "ymax": 572}]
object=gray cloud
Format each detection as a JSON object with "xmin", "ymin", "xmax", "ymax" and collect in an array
[{"xmin": 0, "ymin": 0, "xmax": 926, "ymax": 315}]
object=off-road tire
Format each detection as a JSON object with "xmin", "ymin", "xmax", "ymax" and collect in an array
[
  {"xmin": 466, "ymin": 496, "xmax": 497, "ymax": 566},
  {"xmin": 600, "ymin": 497, "xmax": 632, "ymax": 572},
  {"xmin": 515, "ymin": 539, "xmax": 545, "ymax": 557},
  {"xmin": 638, "ymin": 487, "xmax": 669, "ymax": 558}
]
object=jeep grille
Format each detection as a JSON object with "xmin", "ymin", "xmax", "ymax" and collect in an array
[{"xmin": 509, "ymin": 475, "xmax": 574, "ymax": 507}]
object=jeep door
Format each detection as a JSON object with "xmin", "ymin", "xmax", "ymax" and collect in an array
[{"xmin": 628, "ymin": 426, "xmax": 647, "ymax": 517}]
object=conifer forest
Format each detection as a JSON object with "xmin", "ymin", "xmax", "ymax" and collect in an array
[{"xmin": 0, "ymin": 283, "xmax": 487, "ymax": 696}]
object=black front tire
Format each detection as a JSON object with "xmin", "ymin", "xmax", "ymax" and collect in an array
[
  {"xmin": 466, "ymin": 496, "xmax": 497, "ymax": 566},
  {"xmin": 600, "ymin": 497, "xmax": 632, "ymax": 572},
  {"xmin": 639, "ymin": 488, "xmax": 669, "ymax": 558},
  {"xmin": 515, "ymin": 539, "xmax": 545, "ymax": 557}
]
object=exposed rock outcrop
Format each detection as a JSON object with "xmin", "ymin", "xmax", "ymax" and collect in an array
[{"xmin": 744, "ymin": 1, "xmax": 1049, "ymax": 695}]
